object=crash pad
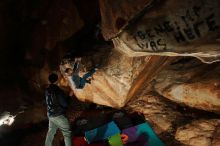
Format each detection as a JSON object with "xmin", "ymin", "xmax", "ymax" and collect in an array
[
  {"xmin": 137, "ymin": 122, "xmax": 164, "ymax": 146},
  {"xmin": 122, "ymin": 122, "xmax": 164, "ymax": 146},
  {"xmin": 108, "ymin": 133, "xmax": 124, "ymax": 146},
  {"xmin": 72, "ymin": 137, "xmax": 106, "ymax": 146},
  {"xmin": 85, "ymin": 121, "xmax": 121, "ymax": 144},
  {"xmin": 122, "ymin": 126, "xmax": 139, "ymax": 143}
]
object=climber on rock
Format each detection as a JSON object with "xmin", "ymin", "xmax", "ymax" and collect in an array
[{"xmin": 64, "ymin": 58, "xmax": 98, "ymax": 89}]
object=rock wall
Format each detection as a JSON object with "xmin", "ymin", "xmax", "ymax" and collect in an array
[
  {"xmin": 1, "ymin": 0, "xmax": 219, "ymax": 116},
  {"xmin": 66, "ymin": 46, "xmax": 174, "ymax": 108},
  {"xmin": 126, "ymin": 93, "xmax": 183, "ymax": 134},
  {"xmin": 152, "ymin": 58, "xmax": 220, "ymax": 113},
  {"xmin": 113, "ymin": 0, "xmax": 220, "ymax": 63},
  {"xmin": 99, "ymin": 0, "xmax": 154, "ymax": 40},
  {"xmin": 66, "ymin": 48, "xmax": 147, "ymax": 107},
  {"xmin": 176, "ymin": 119, "xmax": 220, "ymax": 146}
]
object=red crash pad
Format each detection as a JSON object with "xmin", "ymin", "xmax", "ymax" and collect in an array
[{"xmin": 72, "ymin": 137, "xmax": 106, "ymax": 146}]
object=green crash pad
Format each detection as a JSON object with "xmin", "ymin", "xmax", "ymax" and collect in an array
[{"xmin": 108, "ymin": 133, "xmax": 124, "ymax": 146}]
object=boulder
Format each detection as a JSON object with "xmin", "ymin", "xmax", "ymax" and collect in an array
[
  {"xmin": 153, "ymin": 58, "xmax": 220, "ymax": 113},
  {"xmin": 99, "ymin": 0, "xmax": 153, "ymax": 40},
  {"xmin": 65, "ymin": 48, "xmax": 146, "ymax": 107},
  {"xmin": 126, "ymin": 93, "xmax": 183, "ymax": 134},
  {"xmin": 113, "ymin": 0, "xmax": 220, "ymax": 63},
  {"xmin": 212, "ymin": 125, "xmax": 220, "ymax": 146},
  {"xmin": 175, "ymin": 119, "xmax": 220, "ymax": 146},
  {"xmin": 63, "ymin": 47, "xmax": 173, "ymax": 108}
]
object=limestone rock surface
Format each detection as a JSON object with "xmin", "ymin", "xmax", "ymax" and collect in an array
[
  {"xmin": 66, "ymin": 48, "xmax": 147, "ymax": 107},
  {"xmin": 175, "ymin": 119, "xmax": 220, "ymax": 146},
  {"xmin": 126, "ymin": 93, "xmax": 183, "ymax": 134},
  {"xmin": 153, "ymin": 58, "xmax": 220, "ymax": 113},
  {"xmin": 64, "ymin": 47, "xmax": 173, "ymax": 108},
  {"xmin": 113, "ymin": 0, "xmax": 220, "ymax": 63},
  {"xmin": 99, "ymin": 0, "xmax": 153, "ymax": 40}
]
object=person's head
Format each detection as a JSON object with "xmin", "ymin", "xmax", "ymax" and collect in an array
[
  {"xmin": 65, "ymin": 68, "xmax": 73, "ymax": 75},
  {"xmin": 48, "ymin": 73, "xmax": 58, "ymax": 84}
]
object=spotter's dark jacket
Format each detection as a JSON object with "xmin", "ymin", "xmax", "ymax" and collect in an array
[{"xmin": 45, "ymin": 84, "xmax": 68, "ymax": 117}]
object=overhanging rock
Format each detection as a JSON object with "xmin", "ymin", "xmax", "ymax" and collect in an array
[
  {"xmin": 113, "ymin": 0, "xmax": 220, "ymax": 63},
  {"xmin": 99, "ymin": 0, "xmax": 154, "ymax": 40},
  {"xmin": 64, "ymin": 48, "xmax": 173, "ymax": 108}
]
